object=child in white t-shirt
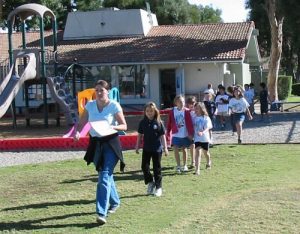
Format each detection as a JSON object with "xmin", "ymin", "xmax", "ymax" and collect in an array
[
  {"xmin": 167, "ymin": 95, "xmax": 194, "ymax": 173},
  {"xmin": 229, "ymin": 87, "xmax": 253, "ymax": 144},
  {"xmin": 192, "ymin": 102, "xmax": 213, "ymax": 175},
  {"xmin": 215, "ymin": 86, "xmax": 229, "ymax": 129}
]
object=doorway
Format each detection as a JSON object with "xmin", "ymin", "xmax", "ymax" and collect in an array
[{"xmin": 160, "ymin": 69, "xmax": 176, "ymax": 109}]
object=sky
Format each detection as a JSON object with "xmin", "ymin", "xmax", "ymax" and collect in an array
[{"xmin": 188, "ymin": 0, "xmax": 250, "ymax": 23}]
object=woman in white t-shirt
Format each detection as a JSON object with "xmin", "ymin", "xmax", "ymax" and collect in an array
[
  {"xmin": 229, "ymin": 87, "xmax": 253, "ymax": 144},
  {"xmin": 74, "ymin": 80, "xmax": 127, "ymax": 225}
]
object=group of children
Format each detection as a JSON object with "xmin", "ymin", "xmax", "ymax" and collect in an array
[
  {"xmin": 134, "ymin": 82, "xmax": 262, "ymax": 197},
  {"xmin": 135, "ymin": 94, "xmax": 215, "ymax": 197}
]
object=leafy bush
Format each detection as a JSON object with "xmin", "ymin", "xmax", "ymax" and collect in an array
[
  {"xmin": 278, "ymin": 75, "xmax": 292, "ymax": 100},
  {"xmin": 291, "ymin": 83, "xmax": 300, "ymax": 96}
]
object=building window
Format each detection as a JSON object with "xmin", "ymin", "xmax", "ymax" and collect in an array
[
  {"xmin": 50, "ymin": 64, "xmax": 149, "ymax": 99},
  {"xmin": 118, "ymin": 65, "xmax": 149, "ymax": 99}
]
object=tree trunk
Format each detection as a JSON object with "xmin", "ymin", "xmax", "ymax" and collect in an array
[{"xmin": 266, "ymin": 0, "xmax": 284, "ymax": 102}]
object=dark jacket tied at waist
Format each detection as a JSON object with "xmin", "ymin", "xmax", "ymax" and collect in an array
[{"xmin": 84, "ymin": 133, "xmax": 125, "ymax": 172}]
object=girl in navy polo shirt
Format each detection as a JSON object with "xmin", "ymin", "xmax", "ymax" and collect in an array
[{"xmin": 135, "ymin": 102, "xmax": 169, "ymax": 197}]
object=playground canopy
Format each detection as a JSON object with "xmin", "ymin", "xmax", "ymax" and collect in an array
[{"xmin": 7, "ymin": 3, "xmax": 55, "ymax": 23}]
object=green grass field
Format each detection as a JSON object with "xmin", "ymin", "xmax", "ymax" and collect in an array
[
  {"xmin": 1, "ymin": 144, "xmax": 300, "ymax": 233},
  {"xmin": 287, "ymin": 95, "xmax": 300, "ymax": 102}
]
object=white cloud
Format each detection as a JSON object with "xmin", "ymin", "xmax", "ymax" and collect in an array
[{"xmin": 188, "ymin": 0, "xmax": 250, "ymax": 23}]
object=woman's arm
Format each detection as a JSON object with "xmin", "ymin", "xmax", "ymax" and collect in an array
[
  {"xmin": 113, "ymin": 111, "xmax": 127, "ymax": 131},
  {"xmin": 74, "ymin": 110, "xmax": 88, "ymax": 140}
]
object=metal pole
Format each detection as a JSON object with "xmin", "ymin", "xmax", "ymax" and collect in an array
[
  {"xmin": 72, "ymin": 58, "xmax": 77, "ymax": 97},
  {"xmin": 52, "ymin": 18, "xmax": 58, "ymax": 76},
  {"xmin": 52, "ymin": 18, "xmax": 60, "ymax": 126},
  {"xmin": 7, "ymin": 20, "xmax": 17, "ymax": 128},
  {"xmin": 39, "ymin": 17, "xmax": 48, "ymax": 127},
  {"xmin": 21, "ymin": 21, "xmax": 31, "ymax": 127}
]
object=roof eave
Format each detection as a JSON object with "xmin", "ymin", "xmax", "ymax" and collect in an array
[{"xmin": 68, "ymin": 59, "xmax": 244, "ymax": 66}]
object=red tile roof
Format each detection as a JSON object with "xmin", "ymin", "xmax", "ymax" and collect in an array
[{"xmin": 0, "ymin": 22, "xmax": 254, "ymax": 65}]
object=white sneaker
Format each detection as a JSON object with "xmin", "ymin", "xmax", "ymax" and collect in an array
[
  {"xmin": 176, "ymin": 166, "xmax": 181, "ymax": 173},
  {"xmin": 154, "ymin": 188, "xmax": 162, "ymax": 197},
  {"xmin": 96, "ymin": 215, "xmax": 107, "ymax": 225},
  {"xmin": 147, "ymin": 182, "xmax": 155, "ymax": 195},
  {"xmin": 194, "ymin": 170, "xmax": 200, "ymax": 176},
  {"xmin": 182, "ymin": 165, "xmax": 189, "ymax": 172}
]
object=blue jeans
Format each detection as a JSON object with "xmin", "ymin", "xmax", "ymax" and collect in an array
[{"xmin": 93, "ymin": 143, "xmax": 120, "ymax": 217}]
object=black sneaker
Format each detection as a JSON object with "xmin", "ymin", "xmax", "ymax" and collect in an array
[{"xmin": 238, "ymin": 139, "xmax": 242, "ymax": 144}]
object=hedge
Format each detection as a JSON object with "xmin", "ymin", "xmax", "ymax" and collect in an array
[{"xmin": 278, "ymin": 75, "xmax": 292, "ymax": 100}]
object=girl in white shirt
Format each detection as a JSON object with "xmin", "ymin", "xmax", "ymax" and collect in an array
[
  {"xmin": 193, "ymin": 102, "xmax": 213, "ymax": 175},
  {"xmin": 215, "ymin": 86, "xmax": 229, "ymax": 129},
  {"xmin": 229, "ymin": 87, "xmax": 253, "ymax": 144}
]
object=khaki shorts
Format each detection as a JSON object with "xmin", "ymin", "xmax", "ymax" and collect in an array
[{"xmin": 216, "ymin": 111, "xmax": 229, "ymax": 116}]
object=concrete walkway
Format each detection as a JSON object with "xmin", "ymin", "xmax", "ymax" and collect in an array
[{"xmin": 212, "ymin": 112, "xmax": 300, "ymax": 144}]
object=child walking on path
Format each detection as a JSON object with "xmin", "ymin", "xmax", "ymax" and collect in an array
[
  {"xmin": 167, "ymin": 95, "xmax": 194, "ymax": 173},
  {"xmin": 215, "ymin": 86, "xmax": 229, "ymax": 130},
  {"xmin": 259, "ymin": 82, "xmax": 270, "ymax": 122},
  {"xmin": 193, "ymin": 102, "xmax": 213, "ymax": 175},
  {"xmin": 229, "ymin": 87, "xmax": 253, "ymax": 144},
  {"xmin": 135, "ymin": 102, "xmax": 169, "ymax": 197},
  {"xmin": 203, "ymin": 92, "xmax": 216, "ymax": 144}
]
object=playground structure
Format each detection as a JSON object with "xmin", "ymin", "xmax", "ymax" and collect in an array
[
  {"xmin": 0, "ymin": 3, "xmax": 136, "ymax": 151},
  {"xmin": 0, "ymin": 51, "xmax": 37, "ymax": 118},
  {"xmin": 1, "ymin": 3, "xmax": 113, "ymax": 128},
  {"xmin": 46, "ymin": 76, "xmax": 78, "ymax": 125},
  {"xmin": 2, "ymin": 3, "xmax": 57, "ymax": 127}
]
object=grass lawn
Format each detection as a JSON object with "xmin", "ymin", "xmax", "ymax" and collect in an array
[
  {"xmin": 287, "ymin": 95, "xmax": 300, "ymax": 102},
  {"xmin": 1, "ymin": 144, "xmax": 300, "ymax": 233}
]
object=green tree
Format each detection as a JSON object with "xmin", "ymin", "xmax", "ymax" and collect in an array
[
  {"xmin": 247, "ymin": 0, "xmax": 300, "ymax": 82},
  {"xmin": 1, "ymin": 0, "xmax": 222, "ymax": 29},
  {"xmin": 246, "ymin": 0, "xmax": 270, "ymax": 57},
  {"xmin": 196, "ymin": 5, "xmax": 222, "ymax": 23},
  {"xmin": 76, "ymin": 0, "xmax": 103, "ymax": 12},
  {"xmin": 103, "ymin": 0, "xmax": 221, "ymax": 24},
  {"xmin": 1, "ymin": 0, "xmax": 103, "ymax": 29},
  {"xmin": 1, "ymin": 0, "xmax": 26, "ymax": 28},
  {"xmin": 281, "ymin": 0, "xmax": 300, "ymax": 81},
  {"xmin": 103, "ymin": 0, "xmax": 143, "ymax": 9}
]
